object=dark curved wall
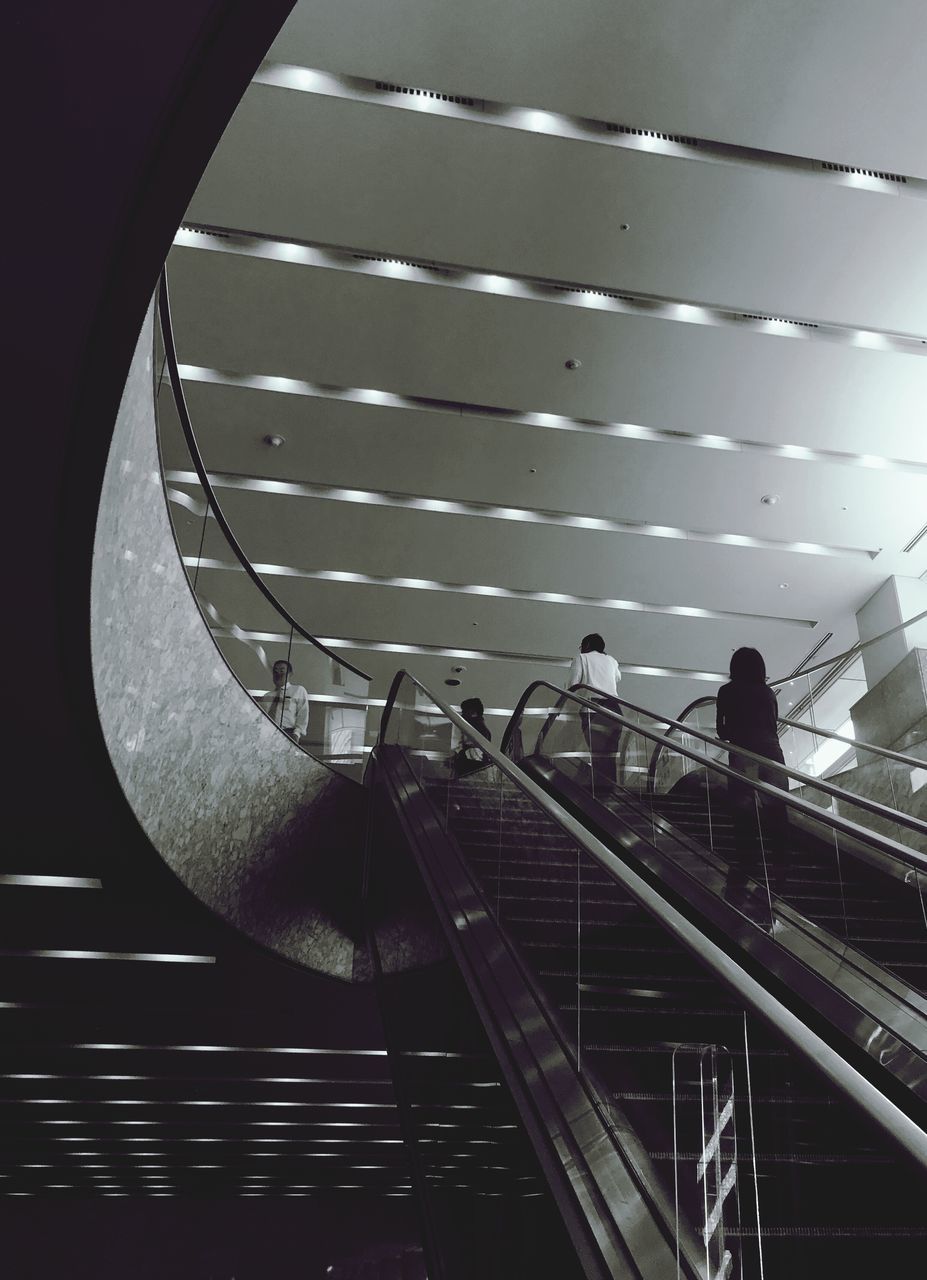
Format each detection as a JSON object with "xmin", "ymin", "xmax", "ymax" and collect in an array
[
  {"xmin": 9, "ymin": 0, "xmax": 296, "ymax": 901},
  {"xmin": 92, "ymin": 305, "xmax": 370, "ymax": 976}
]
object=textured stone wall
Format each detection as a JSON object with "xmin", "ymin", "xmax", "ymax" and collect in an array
[{"xmin": 90, "ymin": 305, "xmax": 368, "ymax": 978}]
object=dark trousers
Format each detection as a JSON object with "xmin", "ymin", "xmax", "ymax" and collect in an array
[
  {"xmin": 726, "ymin": 741, "xmax": 790, "ymax": 893},
  {"xmin": 581, "ymin": 700, "xmax": 622, "ymax": 793}
]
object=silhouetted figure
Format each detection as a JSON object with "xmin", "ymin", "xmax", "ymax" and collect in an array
[
  {"xmin": 716, "ymin": 647, "xmax": 789, "ymax": 898},
  {"xmin": 258, "ymin": 659, "xmax": 309, "ymax": 743},
  {"xmin": 452, "ymin": 697, "xmax": 492, "ymax": 777},
  {"xmin": 568, "ymin": 633, "xmax": 622, "ymax": 791}
]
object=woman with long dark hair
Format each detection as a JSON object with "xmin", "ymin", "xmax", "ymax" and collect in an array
[{"xmin": 716, "ymin": 647, "xmax": 789, "ymax": 877}]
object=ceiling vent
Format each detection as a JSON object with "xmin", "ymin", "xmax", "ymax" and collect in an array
[
  {"xmin": 741, "ymin": 313, "xmax": 819, "ymax": 330},
  {"xmin": 352, "ymin": 253, "xmax": 449, "ymax": 276},
  {"xmin": 819, "ymin": 161, "xmax": 907, "ymax": 184},
  {"xmin": 606, "ymin": 123, "xmax": 699, "ymax": 146},
  {"xmin": 553, "ymin": 285, "xmax": 625, "ymax": 301},
  {"xmin": 180, "ymin": 224, "xmax": 231, "ymax": 238},
  {"xmin": 375, "ymin": 80, "xmax": 476, "ymax": 107}
]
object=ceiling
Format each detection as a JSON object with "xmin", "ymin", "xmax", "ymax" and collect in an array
[{"xmin": 162, "ymin": 0, "xmax": 927, "ymax": 737}]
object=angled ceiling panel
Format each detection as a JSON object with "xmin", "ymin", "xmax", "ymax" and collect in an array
[
  {"xmin": 168, "ymin": 379, "xmax": 926, "ymax": 552},
  {"xmin": 270, "ymin": 0, "xmax": 927, "ymax": 175},
  {"xmin": 166, "ymin": 247, "xmax": 927, "ymax": 462},
  {"xmin": 189, "ymin": 87, "xmax": 927, "ymax": 334}
]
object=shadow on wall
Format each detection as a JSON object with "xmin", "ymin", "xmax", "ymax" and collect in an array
[{"xmin": 89, "ymin": 303, "xmax": 434, "ymax": 980}]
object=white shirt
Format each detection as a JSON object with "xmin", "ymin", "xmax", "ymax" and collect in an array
[
  {"xmin": 568, "ymin": 650, "xmax": 622, "ymax": 698},
  {"xmin": 258, "ymin": 683, "xmax": 310, "ymax": 737}
]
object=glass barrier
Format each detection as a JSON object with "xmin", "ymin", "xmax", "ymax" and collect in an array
[
  {"xmin": 382, "ymin": 675, "xmax": 751, "ymax": 1277},
  {"xmin": 379, "ymin": 674, "xmax": 926, "ymax": 1278},
  {"xmin": 652, "ymin": 694, "xmax": 926, "ymax": 854},
  {"xmin": 155, "ymin": 293, "xmax": 372, "ymax": 780},
  {"xmin": 508, "ymin": 683, "xmax": 927, "ymax": 993}
]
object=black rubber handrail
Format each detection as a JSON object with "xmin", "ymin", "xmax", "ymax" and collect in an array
[
  {"xmin": 768, "ymin": 608, "xmax": 927, "ymax": 688},
  {"xmin": 657, "ymin": 695, "xmax": 923, "ymax": 771},
  {"xmin": 157, "ymin": 270, "xmax": 372, "ymax": 682},
  {"xmin": 378, "ymin": 670, "xmax": 927, "ymax": 1172},
  {"xmin": 501, "ymin": 681, "xmax": 927, "ymax": 859}
]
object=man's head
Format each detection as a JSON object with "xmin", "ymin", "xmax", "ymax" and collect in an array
[
  {"xmin": 460, "ymin": 697, "xmax": 485, "ymax": 723},
  {"xmin": 580, "ymin": 633, "xmax": 606, "ymax": 654},
  {"xmin": 272, "ymin": 660, "xmax": 293, "ymax": 688}
]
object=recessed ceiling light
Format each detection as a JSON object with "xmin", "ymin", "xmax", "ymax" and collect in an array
[
  {"xmin": 263, "ymin": 434, "xmax": 286, "ymax": 448},
  {"xmin": 444, "ymin": 678, "xmax": 461, "ymax": 687},
  {"xmin": 761, "ymin": 494, "xmax": 781, "ymax": 505},
  {"xmin": 564, "ymin": 358, "xmax": 582, "ymax": 370},
  {"xmin": 779, "ymin": 582, "xmax": 790, "ymax": 589}
]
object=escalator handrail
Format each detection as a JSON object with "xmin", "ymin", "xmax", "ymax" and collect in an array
[
  {"xmin": 157, "ymin": 271, "xmax": 372, "ymax": 682},
  {"xmin": 776, "ymin": 712, "xmax": 924, "ymax": 769},
  {"xmin": 502, "ymin": 682, "xmax": 927, "ymax": 863},
  {"xmin": 655, "ymin": 695, "xmax": 924, "ymax": 772},
  {"xmin": 767, "ymin": 608, "xmax": 927, "ymax": 689},
  {"xmin": 379, "ymin": 670, "xmax": 927, "ymax": 1172}
]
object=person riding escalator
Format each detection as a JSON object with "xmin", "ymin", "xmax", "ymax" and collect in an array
[{"xmin": 716, "ymin": 647, "xmax": 790, "ymax": 893}]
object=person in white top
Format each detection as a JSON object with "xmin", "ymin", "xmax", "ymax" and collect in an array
[
  {"xmin": 258, "ymin": 660, "xmax": 310, "ymax": 743},
  {"xmin": 567, "ymin": 634, "xmax": 622, "ymax": 790}
]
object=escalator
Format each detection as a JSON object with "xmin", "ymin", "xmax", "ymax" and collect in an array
[
  {"xmin": 508, "ymin": 683, "xmax": 927, "ymax": 1002},
  {"xmin": 370, "ymin": 672, "xmax": 927, "ymax": 1280}
]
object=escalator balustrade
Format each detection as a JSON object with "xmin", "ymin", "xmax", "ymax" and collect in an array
[
  {"xmin": 376, "ymin": 674, "xmax": 927, "ymax": 1279},
  {"xmin": 514, "ymin": 685, "xmax": 927, "ymax": 997}
]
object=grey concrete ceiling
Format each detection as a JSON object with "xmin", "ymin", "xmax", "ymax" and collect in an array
[{"xmin": 163, "ymin": 0, "xmax": 927, "ymax": 732}]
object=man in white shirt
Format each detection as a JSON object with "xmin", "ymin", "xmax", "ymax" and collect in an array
[
  {"xmin": 258, "ymin": 660, "xmax": 310, "ymax": 744},
  {"xmin": 567, "ymin": 633, "xmax": 622, "ymax": 791}
]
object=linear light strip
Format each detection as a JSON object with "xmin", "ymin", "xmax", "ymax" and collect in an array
[
  {"xmin": 0, "ymin": 875, "xmax": 101, "ymax": 889},
  {"xmin": 176, "ymin": 363, "xmax": 927, "ymax": 476},
  {"xmin": 219, "ymin": 623, "xmax": 727, "ymax": 683},
  {"xmin": 6, "ymin": 1100, "xmax": 480, "ymax": 1110},
  {"xmin": 174, "ymin": 225, "xmax": 927, "ymax": 358},
  {"xmin": 0, "ymin": 950, "xmax": 215, "ymax": 964},
  {"xmin": 166, "ymin": 468, "xmax": 875, "ymax": 560},
  {"xmin": 5, "ymin": 1072, "xmax": 495, "ymax": 1088},
  {"xmin": 174, "ymin": 551, "xmax": 814, "ymax": 627},
  {"xmin": 255, "ymin": 62, "xmax": 927, "ymax": 197},
  {"xmin": 58, "ymin": 1045, "xmax": 462, "ymax": 1056}
]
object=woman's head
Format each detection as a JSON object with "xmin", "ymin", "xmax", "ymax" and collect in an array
[
  {"xmin": 729, "ymin": 647, "xmax": 766, "ymax": 683},
  {"xmin": 580, "ymin": 633, "xmax": 606, "ymax": 654}
]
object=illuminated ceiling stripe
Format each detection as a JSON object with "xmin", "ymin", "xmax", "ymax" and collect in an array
[
  {"xmin": 176, "ymin": 363, "xmax": 927, "ymax": 476},
  {"xmin": 174, "ymin": 225, "xmax": 927, "ymax": 358},
  {"xmin": 206, "ymin": 623, "xmax": 727, "ymax": 682},
  {"xmin": 0, "ymin": 950, "xmax": 215, "ymax": 964},
  {"xmin": 254, "ymin": 62, "xmax": 927, "ymax": 198},
  {"xmin": 0, "ymin": 875, "xmax": 101, "ymax": 889},
  {"xmin": 176, "ymin": 551, "xmax": 815, "ymax": 627},
  {"xmin": 166, "ymin": 468, "xmax": 875, "ymax": 559}
]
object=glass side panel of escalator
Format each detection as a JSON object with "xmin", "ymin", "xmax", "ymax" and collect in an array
[
  {"xmin": 511, "ymin": 687, "xmax": 927, "ymax": 998},
  {"xmin": 381, "ymin": 681, "xmax": 927, "ymax": 1278}
]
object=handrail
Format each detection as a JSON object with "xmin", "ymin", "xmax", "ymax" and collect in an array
[
  {"xmin": 768, "ymin": 608, "xmax": 927, "ymax": 688},
  {"xmin": 503, "ymin": 681, "xmax": 927, "ymax": 859},
  {"xmin": 652, "ymin": 695, "xmax": 924, "ymax": 771},
  {"xmin": 776, "ymin": 714, "xmax": 925, "ymax": 769},
  {"xmin": 156, "ymin": 271, "xmax": 372, "ymax": 682},
  {"xmin": 377, "ymin": 670, "xmax": 927, "ymax": 1172}
]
